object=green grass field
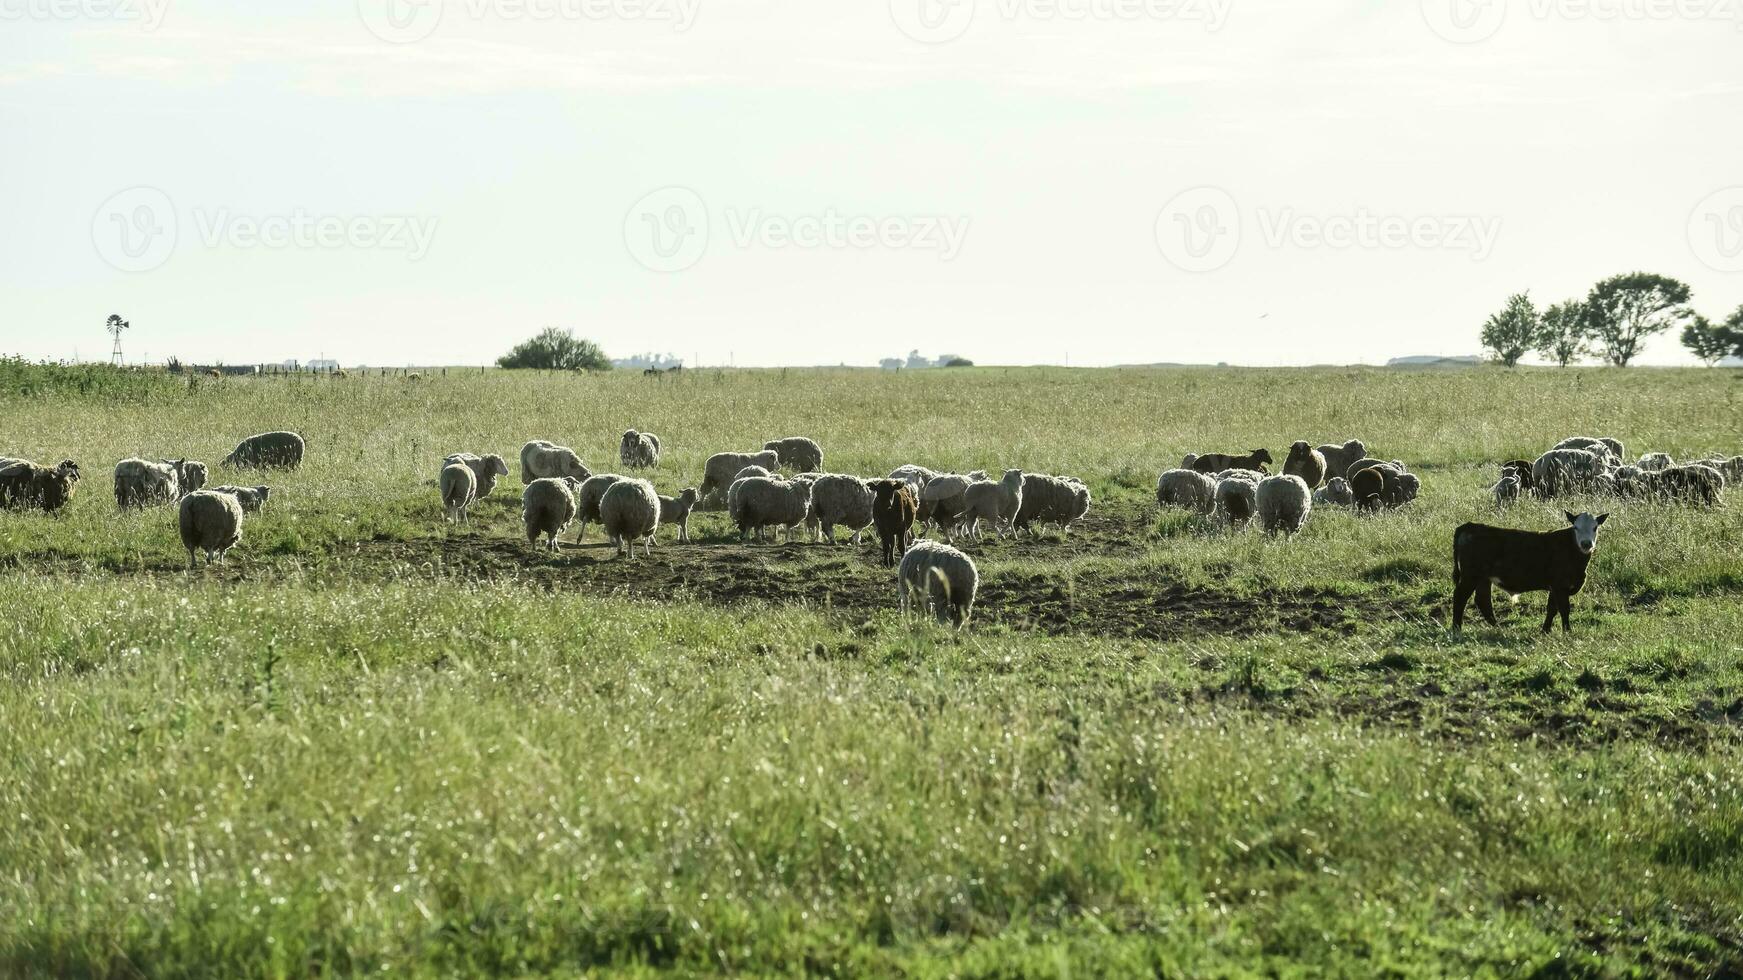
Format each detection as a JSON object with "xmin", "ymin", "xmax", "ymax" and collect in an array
[{"xmin": 2, "ymin": 365, "xmax": 1741, "ymax": 976}]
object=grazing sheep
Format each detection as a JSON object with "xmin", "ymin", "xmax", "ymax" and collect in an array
[
  {"xmin": 1192, "ymin": 449, "xmax": 1273, "ymax": 475},
  {"xmin": 1214, "ymin": 472, "xmax": 1260, "ymax": 525},
  {"xmin": 1179, "ymin": 453, "xmax": 1199, "ymax": 470},
  {"xmin": 113, "ymin": 457, "xmax": 181, "ymax": 508},
  {"xmin": 960, "ymin": 469, "xmax": 1024, "ymax": 538},
  {"xmin": 0, "ymin": 458, "xmax": 80, "ymax": 514},
  {"xmin": 440, "ymin": 462, "xmax": 478, "ymax": 523},
  {"xmin": 888, "ymin": 464, "xmax": 936, "ymax": 494},
  {"xmin": 1349, "ymin": 466, "xmax": 1386, "ymax": 510},
  {"xmin": 728, "ymin": 475, "xmax": 813, "ymax": 544},
  {"xmin": 733, "ymin": 465, "xmax": 773, "ymax": 483},
  {"xmin": 620, "ymin": 430, "xmax": 662, "ymax": 469},
  {"xmin": 1342, "ymin": 457, "xmax": 1405, "ymax": 483},
  {"xmin": 519, "ymin": 440, "xmax": 591, "ymax": 485},
  {"xmin": 806, "ymin": 474, "xmax": 874, "ymax": 545},
  {"xmin": 1716, "ymin": 456, "xmax": 1743, "ymax": 483},
  {"xmin": 870, "ymin": 479, "xmax": 918, "ymax": 568},
  {"xmin": 916, "ymin": 472, "xmax": 983, "ymax": 536},
  {"xmin": 1646, "ymin": 464, "xmax": 1725, "ymax": 506},
  {"xmin": 177, "ymin": 460, "xmax": 208, "ymax": 494},
  {"xmin": 442, "ymin": 453, "xmax": 510, "ymax": 498},
  {"xmin": 1492, "ymin": 473, "xmax": 1521, "ymax": 507},
  {"xmin": 1314, "ymin": 440, "xmax": 1368, "ymax": 482},
  {"xmin": 1282, "ymin": 441, "xmax": 1327, "ymax": 488},
  {"xmin": 522, "ymin": 476, "xmax": 581, "ymax": 551},
  {"xmin": 658, "ymin": 487, "xmax": 700, "ymax": 542},
  {"xmin": 700, "ymin": 449, "xmax": 781, "ymax": 508},
  {"xmin": 1313, "ymin": 476, "xmax": 1354, "ymax": 508},
  {"xmin": 1452, "ymin": 511, "xmax": 1608, "ymax": 633},
  {"xmin": 1532, "ymin": 449, "xmax": 1608, "ymax": 498},
  {"xmin": 1255, "ymin": 474, "xmax": 1312, "ymax": 536},
  {"xmin": 897, "ymin": 539, "xmax": 980, "ymax": 628},
  {"xmin": 1015, "ymin": 473, "xmax": 1090, "ymax": 536},
  {"xmin": 1156, "ymin": 468, "xmax": 1218, "ymax": 515},
  {"xmin": 1553, "ymin": 436, "xmax": 1625, "ymax": 465},
  {"xmin": 601, "ymin": 478, "xmax": 661, "ymax": 558},
  {"xmin": 178, "ymin": 490, "xmax": 244, "ymax": 569},
  {"xmin": 207, "ymin": 485, "xmax": 271, "ymax": 513},
  {"xmin": 1500, "ymin": 459, "xmax": 1538, "ymax": 495},
  {"xmin": 575, "ymin": 474, "xmax": 624, "ymax": 542},
  {"xmin": 763, "ymin": 436, "xmax": 823, "ymax": 473},
  {"xmin": 1393, "ymin": 472, "xmax": 1421, "ymax": 507},
  {"xmin": 1637, "ymin": 452, "xmax": 1674, "ymax": 472},
  {"xmin": 221, "ymin": 431, "xmax": 304, "ymax": 469}
]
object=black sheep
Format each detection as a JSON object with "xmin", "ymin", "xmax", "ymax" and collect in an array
[{"xmin": 1452, "ymin": 511, "xmax": 1608, "ymax": 633}]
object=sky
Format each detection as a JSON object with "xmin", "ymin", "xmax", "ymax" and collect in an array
[{"xmin": 1, "ymin": 0, "xmax": 1740, "ymax": 368}]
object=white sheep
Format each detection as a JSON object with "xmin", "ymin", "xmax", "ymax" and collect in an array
[
  {"xmin": 888, "ymin": 464, "xmax": 937, "ymax": 494},
  {"xmin": 1553, "ymin": 436, "xmax": 1625, "ymax": 465},
  {"xmin": 1314, "ymin": 440, "xmax": 1367, "ymax": 483},
  {"xmin": 178, "ymin": 489, "xmax": 243, "ymax": 569},
  {"xmin": 728, "ymin": 475, "xmax": 813, "ymax": 543},
  {"xmin": 575, "ymin": 474, "xmax": 623, "ymax": 542},
  {"xmin": 700, "ymin": 450, "xmax": 781, "ymax": 508},
  {"xmin": 522, "ymin": 476, "xmax": 581, "ymax": 551},
  {"xmin": 1214, "ymin": 471, "xmax": 1260, "ymax": 526},
  {"xmin": 1014, "ymin": 473, "xmax": 1090, "ymax": 536},
  {"xmin": 1255, "ymin": 474, "xmax": 1312, "ymax": 536},
  {"xmin": 1492, "ymin": 473, "xmax": 1520, "ymax": 507},
  {"xmin": 520, "ymin": 440, "xmax": 591, "ymax": 485},
  {"xmin": 440, "ymin": 461, "xmax": 477, "ymax": 523},
  {"xmin": 1532, "ymin": 448, "xmax": 1607, "ymax": 497},
  {"xmin": 658, "ymin": 487, "xmax": 700, "ymax": 542},
  {"xmin": 601, "ymin": 478, "xmax": 661, "ymax": 558},
  {"xmin": 221, "ymin": 432, "xmax": 304, "ymax": 469},
  {"xmin": 897, "ymin": 539, "xmax": 979, "ymax": 628},
  {"xmin": 1313, "ymin": 476, "xmax": 1354, "ymax": 507},
  {"xmin": 763, "ymin": 436, "xmax": 823, "ymax": 472},
  {"xmin": 620, "ymin": 430, "xmax": 662, "ymax": 469},
  {"xmin": 207, "ymin": 485, "xmax": 271, "ymax": 513},
  {"xmin": 114, "ymin": 457, "xmax": 180, "ymax": 508},
  {"xmin": 443, "ymin": 452, "xmax": 510, "ymax": 498},
  {"xmin": 1637, "ymin": 452, "xmax": 1673, "ymax": 472},
  {"xmin": 916, "ymin": 472, "xmax": 983, "ymax": 537},
  {"xmin": 960, "ymin": 469, "xmax": 1024, "ymax": 538},
  {"xmin": 805, "ymin": 474, "xmax": 874, "ymax": 544},
  {"xmin": 1156, "ymin": 468, "xmax": 1217, "ymax": 515},
  {"xmin": 733, "ymin": 465, "xmax": 773, "ymax": 483}
]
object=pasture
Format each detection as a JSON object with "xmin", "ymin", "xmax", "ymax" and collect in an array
[{"xmin": 2, "ymin": 365, "xmax": 1741, "ymax": 976}]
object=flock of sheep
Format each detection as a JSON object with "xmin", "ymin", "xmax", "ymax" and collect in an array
[{"xmin": 3, "ymin": 425, "xmax": 1735, "ymax": 632}]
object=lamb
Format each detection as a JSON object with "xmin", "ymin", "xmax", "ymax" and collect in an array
[
  {"xmin": 888, "ymin": 464, "xmax": 936, "ymax": 494},
  {"xmin": 699, "ymin": 449, "xmax": 780, "ymax": 508},
  {"xmin": 1499, "ymin": 459, "xmax": 1537, "ymax": 495},
  {"xmin": 657, "ymin": 487, "xmax": 700, "ymax": 542},
  {"xmin": 763, "ymin": 436, "xmax": 823, "ymax": 473},
  {"xmin": 1179, "ymin": 453, "xmax": 1199, "ymax": 470},
  {"xmin": 1492, "ymin": 473, "xmax": 1520, "ymax": 507},
  {"xmin": 1452, "ymin": 511, "xmax": 1608, "ymax": 633},
  {"xmin": 960, "ymin": 469, "xmax": 1024, "ymax": 538},
  {"xmin": 1314, "ymin": 440, "xmax": 1368, "ymax": 482},
  {"xmin": 575, "ymin": 474, "xmax": 623, "ymax": 542},
  {"xmin": 1552, "ymin": 436, "xmax": 1624, "ymax": 465},
  {"xmin": 619, "ymin": 430, "xmax": 662, "ymax": 469},
  {"xmin": 1349, "ymin": 466, "xmax": 1385, "ymax": 510},
  {"xmin": 522, "ymin": 476, "xmax": 581, "ymax": 551},
  {"xmin": 221, "ymin": 431, "xmax": 304, "ymax": 469},
  {"xmin": 1255, "ymin": 474, "xmax": 1312, "ymax": 536},
  {"xmin": 1282, "ymin": 441, "xmax": 1327, "ymax": 488},
  {"xmin": 600, "ymin": 478, "xmax": 661, "ymax": 558},
  {"xmin": 207, "ymin": 485, "xmax": 271, "ymax": 513},
  {"xmin": 1532, "ymin": 449, "xmax": 1608, "ymax": 498},
  {"xmin": 869, "ymin": 479, "xmax": 918, "ymax": 568},
  {"xmin": 1645, "ymin": 464, "xmax": 1724, "ymax": 506},
  {"xmin": 1014, "ymin": 473, "xmax": 1090, "ymax": 536},
  {"xmin": 1637, "ymin": 452, "xmax": 1674, "ymax": 472},
  {"xmin": 1313, "ymin": 477, "xmax": 1354, "ymax": 507},
  {"xmin": 113, "ymin": 457, "xmax": 181, "ymax": 508},
  {"xmin": 1156, "ymin": 468, "xmax": 1217, "ymax": 515},
  {"xmin": 178, "ymin": 489, "xmax": 244, "ymax": 569},
  {"xmin": 440, "ymin": 461, "xmax": 478, "ymax": 523},
  {"xmin": 1214, "ymin": 471, "xmax": 1260, "ymax": 525},
  {"xmin": 442, "ymin": 453, "xmax": 510, "ymax": 498},
  {"xmin": 805, "ymin": 474, "xmax": 874, "ymax": 545},
  {"xmin": 0, "ymin": 458, "xmax": 80, "ymax": 514},
  {"xmin": 519, "ymin": 440, "xmax": 591, "ymax": 485},
  {"xmin": 1191, "ymin": 449, "xmax": 1273, "ymax": 475},
  {"xmin": 916, "ymin": 472, "xmax": 983, "ymax": 536},
  {"xmin": 728, "ymin": 475, "xmax": 813, "ymax": 544},
  {"xmin": 897, "ymin": 539, "xmax": 980, "ymax": 628}
]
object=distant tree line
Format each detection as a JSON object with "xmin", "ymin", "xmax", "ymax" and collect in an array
[{"xmin": 1479, "ymin": 272, "xmax": 1743, "ymax": 367}]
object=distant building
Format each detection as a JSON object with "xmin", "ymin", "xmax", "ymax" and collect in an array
[
  {"xmin": 1386, "ymin": 355, "xmax": 1483, "ymax": 368},
  {"xmin": 879, "ymin": 357, "xmax": 903, "ymax": 371},
  {"xmin": 279, "ymin": 359, "xmax": 300, "ymax": 371},
  {"xmin": 306, "ymin": 359, "xmax": 340, "ymax": 371},
  {"xmin": 612, "ymin": 352, "xmax": 684, "ymax": 371}
]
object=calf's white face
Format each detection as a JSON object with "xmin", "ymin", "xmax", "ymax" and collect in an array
[{"xmin": 1565, "ymin": 511, "xmax": 1607, "ymax": 554}]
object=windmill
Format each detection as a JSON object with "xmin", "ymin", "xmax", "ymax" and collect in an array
[{"xmin": 106, "ymin": 313, "xmax": 129, "ymax": 365}]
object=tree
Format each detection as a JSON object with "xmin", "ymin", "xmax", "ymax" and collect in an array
[
  {"xmin": 1479, "ymin": 291, "xmax": 1541, "ymax": 367},
  {"xmin": 1725, "ymin": 305, "xmax": 1743, "ymax": 361},
  {"xmin": 1535, "ymin": 300, "xmax": 1591, "ymax": 367},
  {"xmin": 1680, "ymin": 314, "xmax": 1734, "ymax": 366},
  {"xmin": 1583, "ymin": 272, "xmax": 1691, "ymax": 367},
  {"xmin": 496, "ymin": 328, "xmax": 610, "ymax": 371}
]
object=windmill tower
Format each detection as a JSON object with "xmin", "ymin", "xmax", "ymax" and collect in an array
[{"xmin": 106, "ymin": 313, "xmax": 129, "ymax": 365}]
